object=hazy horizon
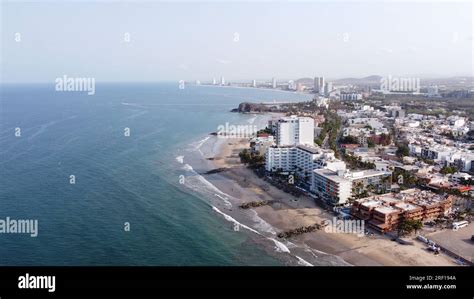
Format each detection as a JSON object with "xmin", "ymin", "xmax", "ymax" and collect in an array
[{"xmin": 1, "ymin": 0, "xmax": 473, "ymax": 83}]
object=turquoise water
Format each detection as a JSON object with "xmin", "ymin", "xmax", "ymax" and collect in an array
[{"xmin": 0, "ymin": 83, "xmax": 312, "ymax": 265}]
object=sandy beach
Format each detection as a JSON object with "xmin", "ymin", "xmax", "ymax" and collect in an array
[{"xmin": 203, "ymin": 135, "xmax": 458, "ymax": 266}]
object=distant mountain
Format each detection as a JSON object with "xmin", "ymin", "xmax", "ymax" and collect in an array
[
  {"xmin": 334, "ymin": 75, "xmax": 473, "ymax": 88},
  {"xmin": 334, "ymin": 75, "xmax": 382, "ymax": 85},
  {"xmin": 294, "ymin": 78, "xmax": 314, "ymax": 86},
  {"xmin": 292, "ymin": 75, "xmax": 473, "ymax": 89},
  {"xmin": 419, "ymin": 76, "xmax": 473, "ymax": 88}
]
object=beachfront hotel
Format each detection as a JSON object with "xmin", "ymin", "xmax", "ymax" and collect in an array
[
  {"xmin": 265, "ymin": 144, "xmax": 345, "ymax": 184},
  {"xmin": 265, "ymin": 115, "xmax": 346, "ymax": 189},
  {"xmin": 311, "ymin": 169, "xmax": 392, "ymax": 206},
  {"xmin": 273, "ymin": 115, "xmax": 315, "ymax": 146},
  {"xmin": 350, "ymin": 189, "xmax": 453, "ymax": 232}
]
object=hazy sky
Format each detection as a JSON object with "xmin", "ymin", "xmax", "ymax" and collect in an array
[{"xmin": 1, "ymin": 0, "xmax": 473, "ymax": 83}]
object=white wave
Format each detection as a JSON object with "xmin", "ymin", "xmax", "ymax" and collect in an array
[
  {"xmin": 181, "ymin": 164, "xmax": 232, "ymax": 208},
  {"xmin": 191, "ymin": 136, "xmax": 211, "ymax": 150},
  {"xmin": 304, "ymin": 247, "xmax": 352, "ymax": 266},
  {"xmin": 124, "ymin": 110, "xmax": 148, "ymax": 120},
  {"xmin": 213, "ymin": 193, "xmax": 232, "ymax": 208},
  {"xmin": 121, "ymin": 102, "xmax": 146, "ymax": 108},
  {"xmin": 246, "ymin": 115, "xmax": 257, "ymax": 124},
  {"xmin": 175, "ymin": 156, "xmax": 184, "ymax": 164},
  {"xmin": 296, "ymin": 256, "xmax": 314, "ymax": 266},
  {"xmin": 212, "ymin": 206, "xmax": 260, "ymax": 235},
  {"xmin": 305, "ymin": 247, "xmax": 327, "ymax": 257},
  {"xmin": 182, "ymin": 164, "xmax": 194, "ymax": 171},
  {"xmin": 269, "ymin": 238, "xmax": 291, "ymax": 253},
  {"xmin": 249, "ymin": 209, "xmax": 276, "ymax": 235},
  {"xmin": 211, "ymin": 206, "xmax": 336, "ymax": 266}
]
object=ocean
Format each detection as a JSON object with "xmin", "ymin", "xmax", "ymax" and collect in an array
[{"xmin": 0, "ymin": 82, "xmax": 313, "ymax": 265}]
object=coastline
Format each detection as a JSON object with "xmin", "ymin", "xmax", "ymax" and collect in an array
[
  {"xmin": 209, "ymin": 137, "xmax": 457, "ymax": 266},
  {"xmin": 196, "ymin": 84, "xmax": 312, "ymax": 97},
  {"xmin": 191, "ymin": 114, "xmax": 458, "ymax": 266}
]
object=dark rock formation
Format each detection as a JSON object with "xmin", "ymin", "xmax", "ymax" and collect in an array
[{"xmin": 232, "ymin": 102, "xmax": 273, "ymax": 113}]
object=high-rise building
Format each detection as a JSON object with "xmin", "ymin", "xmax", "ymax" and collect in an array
[
  {"xmin": 252, "ymin": 80, "xmax": 257, "ymax": 88},
  {"xmin": 314, "ymin": 76, "xmax": 325, "ymax": 95},
  {"xmin": 265, "ymin": 115, "xmax": 346, "ymax": 189},
  {"xmin": 324, "ymin": 82, "xmax": 332, "ymax": 95},
  {"xmin": 288, "ymin": 80, "xmax": 295, "ymax": 90},
  {"xmin": 272, "ymin": 77, "xmax": 277, "ymax": 89},
  {"xmin": 220, "ymin": 77, "xmax": 225, "ymax": 85},
  {"xmin": 212, "ymin": 78, "xmax": 217, "ymax": 85},
  {"xmin": 275, "ymin": 115, "xmax": 314, "ymax": 146},
  {"xmin": 427, "ymin": 85, "xmax": 439, "ymax": 97},
  {"xmin": 314, "ymin": 77, "xmax": 320, "ymax": 93},
  {"xmin": 319, "ymin": 77, "xmax": 325, "ymax": 95}
]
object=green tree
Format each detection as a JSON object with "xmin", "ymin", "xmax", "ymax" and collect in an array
[
  {"xmin": 340, "ymin": 135, "xmax": 358, "ymax": 144},
  {"xmin": 238, "ymin": 149, "xmax": 251, "ymax": 164},
  {"xmin": 396, "ymin": 143, "xmax": 409, "ymax": 158},
  {"xmin": 440, "ymin": 166, "xmax": 457, "ymax": 175},
  {"xmin": 411, "ymin": 219, "xmax": 423, "ymax": 235},
  {"xmin": 397, "ymin": 219, "xmax": 413, "ymax": 237},
  {"xmin": 398, "ymin": 218, "xmax": 423, "ymax": 237}
]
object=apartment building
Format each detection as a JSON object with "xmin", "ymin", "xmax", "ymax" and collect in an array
[
  {"xmin": 450, "ymin": 172, "xmax": 472, "ymax": 184},
  {"xmin": 421, "ymin": 146, "xmax": 451, "ymax": 161},
  {"xmin": 340, "ymin": 92, "xmax": 362, "ymax": 101},
  {"xmin": 312, "ymin": 168, "xmax": 353, "ymax": 206}
]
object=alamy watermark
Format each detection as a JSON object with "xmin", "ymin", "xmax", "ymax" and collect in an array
[
  {"xmin": 0, "ymin": 217, "xmax": 38, "ymax": 237},
  {"xmin": 216, "ymin": 122, "xmax": 257, "ymax": 138},
  {"xmin": 380, "ymin": 75, "xmax": 420, "ymax": 93},
  {"xmin": 18, "ymin": 273, "xmax": 55, "ymax": 293},
  {"xmin": 55, "ymin": 75, "xmax": 95, "ymax": 95},
  {"xmin": 323, "ymin": 217, "xmax": 365, "ymax": 237}
]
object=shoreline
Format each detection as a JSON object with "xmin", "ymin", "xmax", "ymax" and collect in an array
[
  {"xmin": 196, "ymin": 122, "xmax": 458, "ymax": 266},
  {"xmin": 196, "ymin": 84, "xmax": 313, "ymax": 98},
  {"xmin": 180, "ymin": 111, "xmax": 458, "ymax": 266}
]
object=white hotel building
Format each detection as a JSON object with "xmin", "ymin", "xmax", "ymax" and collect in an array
[
  {"xmin": 265, "ymin": 116, "xmax": 392, "ymax": 206},
  {"xmin": 275, "ymin": 115, "xmax": 314, "ymax": 146},
  {"xmin": 265, "ymin": 115, "xmax": 346, "ymax": 190},
  {"xmin": 265, "ymin": 145, "xmax": 345, "ymax": 173},
  {"xmin": 312, "ymin": 169, "xmax": 392, "ymax": 206}
]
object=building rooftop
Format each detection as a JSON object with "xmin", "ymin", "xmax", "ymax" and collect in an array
[
  {"xmin": 313, "ymin": 169, "xmax": 350, "ymax": 184},
  {"xmin": 374, "ymin": 205, "xmax": 399, "ymax": 215},
  {"xmin": 354, "ymin": 189, "xmax": 452, "ymax": 214},
  {"xmin": 360, "ymin": 200, "xmax": 380, "ymax": 208},
  {"xmin": 296, "ymin": 144, "xmax": 321, "ymax": 154},
  {"xmin": 345, "ymin": 169, "xmax": 389, "ymax": 179},
  {"xmin": 394, "ymin": 202, "xmax": 420, "ymax": 212}
]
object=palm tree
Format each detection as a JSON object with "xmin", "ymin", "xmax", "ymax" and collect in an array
[{"xmin": 412, "ymin": 219, "xmax": 423, "ymax": 235}]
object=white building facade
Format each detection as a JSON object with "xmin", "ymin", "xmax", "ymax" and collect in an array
[
  {"xmin": 265, "ymin": 145, "xmax": 346, "ymax": 184},
  {"xmin": 276, "ymin": 116, "xmax": 315, "ymax": 146}
]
